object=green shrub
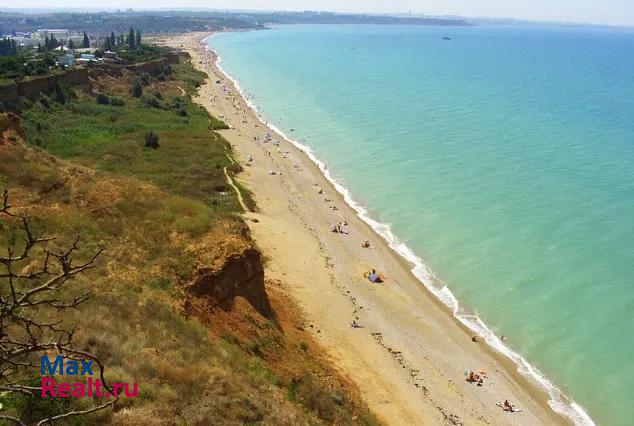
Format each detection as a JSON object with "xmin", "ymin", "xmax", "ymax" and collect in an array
[
  {"xmin": 139, "ymin": 94, "xmax": 162, "ymax": 109},
  {"xmin": 287, "ymin": 380, "xmax": 298, "ymax": 402},
  {"xmin": 38, "ymin": 93, "xmax": 50, "ymax": 109},
  {"xmin": 16, "ymin": 97, "xmax": 33, "ymax": 113},
  {"xmin": 144, "ymin": 131, "xmax": 159, "ymax": 149},
  {"xmin": 96, "ymin": 93, "xmax": 110, "ymax": 105},
  {"xmin": 131, "ymin": 79, "xmax": 143, "ymax": 98},
  {"xmin": 167, "ymin": 96, "xmax": 186, "ymax": 110},
  {"xmin": 52, "ymin": 80, "xmax": 68, "ymax": 104}
]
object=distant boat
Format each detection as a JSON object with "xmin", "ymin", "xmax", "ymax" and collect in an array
[{"xmin": 442, "ymin": 36, "xmax": 452, "ymax": 40}]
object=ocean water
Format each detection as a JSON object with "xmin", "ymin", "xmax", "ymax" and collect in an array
[{"xmin": 209, "ymin": 24, "xmax": 634, "ymax": 426}]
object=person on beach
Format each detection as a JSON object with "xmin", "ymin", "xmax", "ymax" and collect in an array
[
  {"xmin": 466, "ymin": 371, "xmax": 484, "ymax": 386},
  {"xmin": 361, "ymin": 240, "xmax": 371, "ymax": 248},
  {"xmin": 338, "ymin": 222, "xmax": 348, "ymax": 234},
  {"xmin": 503, "ymin": 400, "xmax": 513, "ymax": 411},
  {"xmin": 368, "ymin": 269, "xmax": 383, "ymax": 283}
]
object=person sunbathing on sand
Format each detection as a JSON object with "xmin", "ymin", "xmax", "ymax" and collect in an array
[
  {"xmin": 496, "ymin": 399, "xmax": 522, "ymax": 413},
  {"xmin": 368, "ymin": 269, "xmax": 383, "ymax": 283},
  {"xmin": 361, "ymin": 240, "xmax": 371, "ymax": 248},
  {"xmin": 466, "ymin": 371, "xmax": 484, "ymax": 386},
  {"xmin": 466, "ymin": 371, "xmax": 479, "ymax": 382},
  {"xmin": 503, "ymin": 400, "xmax": 514, "ymax": 412}
]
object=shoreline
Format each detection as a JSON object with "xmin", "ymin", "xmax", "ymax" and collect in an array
[
  {"xmin": 206, "ymin": 34, "xmax": 594, "ymax": 426},
  {"xmin": 166, "ymin": 32, "xmax": 590, "ymax": 425}
]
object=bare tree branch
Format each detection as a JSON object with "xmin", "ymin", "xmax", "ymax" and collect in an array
[
  {"xmin": 0, "ymin": 189, "xmax": 115, "ymax": 424},
  {"xmin": 0, "ymin": 414, "xmax": 27, "ymax": 426}
]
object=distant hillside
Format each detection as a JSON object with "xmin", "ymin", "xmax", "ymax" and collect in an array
[
  {"xmin": 227, "ymin": 10, "xmax": 470, "ymax": 26},
  {"xmin": 0, "ymin": 10, "xmax": 469, "ymax": 36},
  {"xmin": 0, "ymin": 11, "xmax": 261, "ymax": 35}
]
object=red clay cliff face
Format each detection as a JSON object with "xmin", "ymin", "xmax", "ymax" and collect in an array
[
  {"xmin": 184, "ymin": 220, "xmax": 274, "ymax": 319},
  {"xmin": 187, "ymin": 246, "xmax": 272, "ymax": 317}
]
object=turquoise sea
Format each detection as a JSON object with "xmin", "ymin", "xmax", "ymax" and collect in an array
[{"xmin": 209, "ymin": 24, "xmax": 634, "ymax": 426}]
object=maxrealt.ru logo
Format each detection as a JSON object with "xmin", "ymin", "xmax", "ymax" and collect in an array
[{"xmin": 40, "ymin": 355, "xmax": 138, "ymax": 398}]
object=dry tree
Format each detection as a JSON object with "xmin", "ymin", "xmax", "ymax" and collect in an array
[{"xmin": 0, "ymin": 189, "xmax": 117, "ymax": 425}]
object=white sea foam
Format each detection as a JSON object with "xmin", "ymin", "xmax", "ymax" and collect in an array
[{"xmin": 203, "ymin": 34, "xmax": 596, "ymax": 426}]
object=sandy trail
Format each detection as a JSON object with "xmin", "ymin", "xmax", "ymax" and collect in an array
[
  {"xmin": 165, "ymin": 33, "xmax": 570, "ymax": 426},
  {"xmin": 223, "ymin": 167, "xmax": 249, "ymax": 212}
]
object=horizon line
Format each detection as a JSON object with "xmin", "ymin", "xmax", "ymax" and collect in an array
[{"xmin": 1, "ymin": 7, "xmax": 633, "ymax": 30}]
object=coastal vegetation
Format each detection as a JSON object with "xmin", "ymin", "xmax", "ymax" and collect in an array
[
  {"xmin": 0, "ymin": 48, "xmax": 380, "ymax": 424},
  {"xmin": 0, "ymin": 24, "xmax": 164, "ymax": 85},
  {"xmin": 0, "ymin": 11, "xmax": 260, "ymax": 35}
]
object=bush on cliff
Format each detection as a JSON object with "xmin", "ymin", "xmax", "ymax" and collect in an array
[
  {"xmin": 144, "ymin": 130, "xmax": 159, "ymax": 149},
  {"xmin": 131, "ymin": 79, "xmax": 143, "ymax": 98},
  {"xmin": 96, "ymin": 92, "xmax": 110, "ymax": 105},
  {"xmin": 139, "ymin": 94, "xmax": 162, "ymax": 109}
]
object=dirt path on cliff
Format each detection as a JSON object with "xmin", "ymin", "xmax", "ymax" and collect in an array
[
  {"xmin": 165, "ymin": 33, "xmax": 571, "ymax": 426},
  {"xmin": 223, "ymin": 166, "xmax": 249, "ymax": 213}
]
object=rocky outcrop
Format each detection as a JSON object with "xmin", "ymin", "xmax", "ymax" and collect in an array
[{"xmin": 184, "ymin": 221, "xmax": 274, "ymax": 319}]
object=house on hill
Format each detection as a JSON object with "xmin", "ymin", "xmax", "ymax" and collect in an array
[{"xmin": 36, "ymin": 29, "xmax": 71, "ymax": 39}]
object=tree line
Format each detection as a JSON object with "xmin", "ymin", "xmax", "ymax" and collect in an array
[
  {"xmin": 103, "ymin": 27, "xmax": 142, "ymax": 52},
  {"xmin": 1, "ymin": 26, "xmax": 143, "ymax": 62},
  {"xmin": 0, "ymin": 37, "xmax": 18, "ymax": 56},
  {"xmin": 37, "ymin": 31, "xmax": 91, "ymax": 53}
]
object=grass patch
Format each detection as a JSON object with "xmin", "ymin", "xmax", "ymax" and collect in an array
[
  {"xmin": 171, "ymin": 63, "xmax": 207, "ymax": 94},
  {"xmin": 20, "ymin": 62, "xmax": 241, "ymax": 214},
  {"xmin": 116, "ymin": 44, "xmax": 169, "ymax": 65}
]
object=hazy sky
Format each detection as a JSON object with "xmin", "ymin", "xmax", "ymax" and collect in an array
[{"xmin": 8, "ymin": 0, "xmax": 634, "ymax": 27}]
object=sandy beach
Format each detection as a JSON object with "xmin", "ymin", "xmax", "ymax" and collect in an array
[{"xmin": 164, "ymin": 32, "xmax": 569, "ymax": 426}]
